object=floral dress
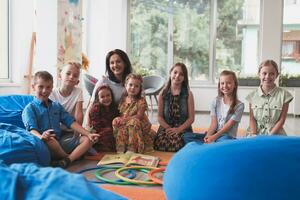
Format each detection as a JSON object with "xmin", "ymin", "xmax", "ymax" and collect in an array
[
  {"xmin": 154, "ymin": 95, "xmax": 185, "ymax": 152},
  {"xmin": 89, "ymin": 103, "xmax": 118, "ymax": 152},
  {"xmin": 112, "ymin": 97, "xmax": 155, "ymax": 153}
]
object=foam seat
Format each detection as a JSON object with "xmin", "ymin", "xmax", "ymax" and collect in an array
[{"xmin": 164, "ymin": 136, "xmax": 300, "ymax": 200}]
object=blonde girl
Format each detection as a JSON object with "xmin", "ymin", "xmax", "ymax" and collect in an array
[{"xmin": 112, "ymin": 73, "xmax": 155, "ymax": 153}]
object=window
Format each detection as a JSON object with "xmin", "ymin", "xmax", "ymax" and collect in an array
[
  {"xmin": 129, "ymin": 0, "xmax": 260, "ymax": 83},
  {"xmin": 0, "ymin": 0, "xmax": 9, "ymax": 80},
  {"xmin": 281, "ymin": 0, "xmax": 300, "ymax": 76}
]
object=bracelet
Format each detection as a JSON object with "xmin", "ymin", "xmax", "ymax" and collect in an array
[
  {"xmin": 115, "ymin": 166, "xmax": 159, "ymax": 185},
  {"xmin": 95, "ymin": 167, "xmax": 136, "ymax": 185},
  {"xmin": 148, "ymin": 168, "xmax": 165, "ymax": 185}
]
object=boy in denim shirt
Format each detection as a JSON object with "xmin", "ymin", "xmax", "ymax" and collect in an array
[{"xmin": 22, "ymin": 71, "xmax": 99, "ymax": 168}]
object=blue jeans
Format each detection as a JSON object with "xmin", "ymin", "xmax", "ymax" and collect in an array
[{"xmin": 183, "ymin": 132, "xmax": 235, "ymax": 144}]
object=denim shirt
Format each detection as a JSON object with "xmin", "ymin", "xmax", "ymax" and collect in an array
[
  {"xmin": 22, "ymin": 98, "xmax": 75, "ymax": 139},
  {"xmin": 162, "ymin": 86, "xmax": 192, "ymax": 132}
]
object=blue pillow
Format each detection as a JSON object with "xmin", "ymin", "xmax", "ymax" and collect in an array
[
  {"xmin": 164, "ymin": 136, "xmax": 300, "ymax": 200},
  {"xmin": 0, "ymin": 95, "xmax": 34, "ymax": 128},
  {"xmin": 0, "ymin": 123, "xmax": 50, "ymax": 166},
  {"xmin": 0, "ymin": 161, "xmax": 126, "ymax": 200}
]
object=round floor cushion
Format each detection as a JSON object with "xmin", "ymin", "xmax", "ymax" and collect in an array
[
  {"xmin": 164, "ymin": 136, "xmax": 300, "ymax": 200},
  {"xmin": 0, "ymin": 123, "xmax": 50, "ymax": 166}
]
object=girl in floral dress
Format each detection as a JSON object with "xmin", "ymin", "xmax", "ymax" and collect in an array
[
  {"xmin": 112, "ymin": 74, "xmax": 155, "ymax": 153},
  {"xmin": 87, "ymin": 85, "xmax": 119, "ymax": 152}
]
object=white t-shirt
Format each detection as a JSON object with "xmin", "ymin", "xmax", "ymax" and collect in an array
[{"xmin": 50, "ymin": 87, "xmax": 84, "ymax": 116}]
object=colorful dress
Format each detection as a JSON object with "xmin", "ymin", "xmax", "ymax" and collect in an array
[
  {"xmin": 112, "ymin": 97, "xmax": 155, "ymax": 153},
  {"xmin": 89, "ymin": 102, "xmax": 118, "ymax": 152},
  {"xmin": 154, "ymin": 94, "xmax": 188, "ymax": 151}
]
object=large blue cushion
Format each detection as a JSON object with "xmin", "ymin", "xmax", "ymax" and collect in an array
[
  {"xmin": 164, "ymin": 136, "xmax": 300, "ymax": 200},
  {"xmin": 0, "ymin": 161, "xmax": 126, "ymax": 200},
  {"xmin": 0, "ymin": 95, "xmax": 34, "ymax": 128},
  {"xmin": 0, "ymin": 123, "xmax": 50, "ymax": 166}
]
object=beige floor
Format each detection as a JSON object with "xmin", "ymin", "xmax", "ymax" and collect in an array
[{"xmin": 148, "ymin": 110, "xmax": 300, "ymax": 136}]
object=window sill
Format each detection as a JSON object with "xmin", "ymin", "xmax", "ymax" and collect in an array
[{"xmin": 0, "ymin": 82, "xmax": 21, "ymax": 87}]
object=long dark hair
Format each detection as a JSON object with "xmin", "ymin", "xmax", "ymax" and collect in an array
[
  {"xmin": 162, "ymin": 62, "xmax": 189, "ymax": 97},
  {"xmin": 105, "ymin": 49, "xmax": 132, "ymax": 84},
  {"xmin": 218, "ymin": 70, "xmax": 238, "ymax": 114},
  {"xmin": 93, "ymin": 85, "xmax": 118, "ymax": 116}
]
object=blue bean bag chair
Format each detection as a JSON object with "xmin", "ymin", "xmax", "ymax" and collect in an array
[
  {"xmin": 164, "ymin": 136, "xmax": 300, "ymax": 200},
  {"xmin": 0, "ymin": 123, "xmax": 50, "ymax": 166},
  {"xmin": 0, "ymin": 161, "xmax": 126, "ymax": 200},
  {"xmin": 0, "ymin": 95, "xmax": 34, "ymax": 128}
]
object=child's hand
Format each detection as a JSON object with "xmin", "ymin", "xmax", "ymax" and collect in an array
[
  {"xmin": 204, "ymin": 135, "xmax": 217, "ymax": 143},
  {"xmin": 41, "ymin": 129, "xmax": 56, "ymax": 141},
  {"xmin": 166, "ymin": 127, "xmax": 181, "ymax": 136},
  {"xmin": 88, "ymin": 133, "xmax": 99, "ymax": 143},
  {"xmin": 114, "ymin": 117, "xmax": 125, "ymax": 126}
]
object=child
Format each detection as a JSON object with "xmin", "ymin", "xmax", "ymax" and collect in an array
[
  {"xmin": 50, "ymin": 62, "xmax": 84, "ymax": 125},
  {"xmin": 112, "ymin": 73, "xmax": 155, "ymax": 153},
  {"xmin": 154, "ymin": 63, "xmax": 195, "ymax": 152},
  {"xmin": 22, "ymin": 71, "xmax": 99, "ymax": 168},
  {"xmin": 87, "ymin": 85, "xmax": 119, "ymax": 152},
  {"xmin": 184, "ymin": 70, "xmax": 244, "ymax": 144},
  {"xmin": 246, "ymin": 60, "xmax": 293, "ymax": 135}
]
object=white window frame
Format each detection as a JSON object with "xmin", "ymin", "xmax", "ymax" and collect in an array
[{"xmin": 0, "ymin": 0, "xmax": 10, "ymax": 82}]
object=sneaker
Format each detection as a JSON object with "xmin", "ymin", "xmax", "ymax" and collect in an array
[{"xmin": 51, "ymin": 157, "xmax": 71, "ymax": 169}]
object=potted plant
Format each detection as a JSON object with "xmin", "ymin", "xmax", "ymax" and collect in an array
[
  {"xmin": 238, "ymin": 76, "xmax": 260, "ymax": 86},
  {"xmin": 280, "ymin": 74, "xmax": 300, "ymax": 87}
]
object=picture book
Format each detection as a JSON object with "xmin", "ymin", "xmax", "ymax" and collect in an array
[{"xmin": 97, "ymin": 152, "xmax": 160, "ymax": 167}]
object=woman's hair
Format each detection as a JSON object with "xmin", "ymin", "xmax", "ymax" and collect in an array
[
  {"xmin": 93, "ymin": 85, "xmax": 118, "ymax": 115},
  {"xmin": 218, "ymin": 70, "xmax": 238, "ymax": 114},
  {"xmin": 258, "ymin": 59, "xmax": 279, "ymax": 76},
  {"xmin": 121, "ymin": 73, "xmax": 143, "ymax": 102},
  {"xmin": 105, "ymin": 49, "xmax": 132, "ymax": 84},
  {"xmin": 162, "ymin": 62, "xmax": 189, "ymax": 97}
]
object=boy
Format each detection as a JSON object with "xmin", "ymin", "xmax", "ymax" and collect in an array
[{"xmin": 22, "ymin": 71, "xmax": 99, "ymax": 168}]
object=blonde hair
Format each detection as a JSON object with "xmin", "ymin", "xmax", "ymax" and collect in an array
[
  {"xmin": 123, "ymin": 73, "xmax": 143, "ymax": 100},
  {"xmin": 258, "ymin": 59, "xmax": 279, "ymax": 76}
]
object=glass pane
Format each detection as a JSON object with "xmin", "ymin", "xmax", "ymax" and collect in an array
[
  {"xmin": 129, "ymin": 0, "xmax": 169, "ymax": 77},
  {"xmin": 216, "ymin": 0, "xmax": 260, "ymax": 79},
  {"xmin": 0, "ymin": 0, "xmax": 9, "ymax": 79},
  {"xmin": 173, "ymin": 0, "xmax": 210, "ymax": 81},
  {"xmin": 281, "ymin": 0, "xmax": 300, "ymax": 78}
]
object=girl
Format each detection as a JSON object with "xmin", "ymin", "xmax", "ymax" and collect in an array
[
  {"xmin": 246, "ymin": 60, "xmax": 293, "ymax": 135},
  {"xmin": 112, "ymin": 73, "xmax": 155, "ymax": 153},
  {"xmin": 154, "ymin": 63, "xmax": 195, "ymax": 152},
  {"xmin": 87, "ymin": 85, "xmax": 119, "ymax": 152},
  {"xmin": 183, "ymin": 70, "xmax": 244, "ymax": 144},
  {"xmin": 85, "ymin": 49, "xmax": 132, "ymax": 126}
]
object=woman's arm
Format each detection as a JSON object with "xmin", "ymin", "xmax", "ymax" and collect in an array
[
  {"xmin": 249, "ymin": 104, "xmax": 257, "ymax": 135},
  {"xmin": 74, "ymin": 101, "xmax": 83, "ymax": 125},
  {"xmin": 270, "ymin": 102, "xmax": 289, "ymax": 134},
  {"xmin": 157, "ymin": 92, "xmax": 171, "ymax": 129}
]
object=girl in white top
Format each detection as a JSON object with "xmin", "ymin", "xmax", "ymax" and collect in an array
[{"xmin": 50, "ymin": 62, "xmax": 84, "ymax": 125}]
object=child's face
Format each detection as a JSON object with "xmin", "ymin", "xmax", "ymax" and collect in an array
[
  {"xmin": 170, "ymin": 66, "xmax": 184, "ymax": 85},
  {"xmin": 219, "ymin": 75, "xmax": 236, "ymax": 96},
  {"xmin": 98, "ymin": 88, "xmax": 112, "ymax": 107},
  {"xmin": 60, "ymin": 64, "xmax": 80, "ymax": 87},
  {"xmin": 32, "ymin": 78, "xmax": 53, "ymax": 102},
  {"xmin": 109, "ymin": 54, "xmax": 125, "ymax": 78},
  {"xmin": 125, "ymin": 78, "xmax": 141, "ymax": 98},
  {"xmin": 259, "ymin": 64, "xmax": 278, "ymax": 87}
]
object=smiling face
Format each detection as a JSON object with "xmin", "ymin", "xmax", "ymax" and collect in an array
[
  {"xmin": 98, "ymin": 88, "xmax": 112, "ymax": 107},
  {"xmin": 60, "ymin": 63, "xmax": 80, "ymax": 87},
  {"xmin": 125, "ymin": 78, "xmax": 142, "ymax": 98},
  {"xmin": 259, "ymin": 64, "xmax": 278, "ymax": 88},
  {"xmin": 219, "ymin": 74, "xmax": 236, "ymax": 97},
  {"xmin": 109, "ymin": 54, "xmax": 125, "ymax": 80},
  {"xmin": 170, "ymin": 65, "xmax": 185, "ymax": 86},
  {"xmin": 32, "ymin": 78, "xmax": 53, "ymax": 102}
]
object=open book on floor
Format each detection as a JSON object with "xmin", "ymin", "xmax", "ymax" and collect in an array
[{"xmin": 97, "ymin": 152, "xmax": 160, "ymax": 167}]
